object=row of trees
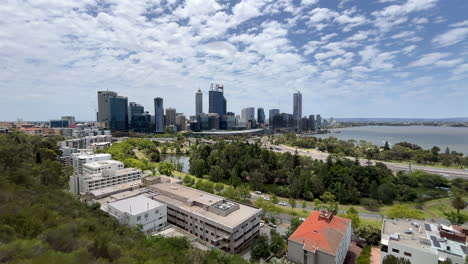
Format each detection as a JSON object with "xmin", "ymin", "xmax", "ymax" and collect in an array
[
  {"xmin": 188, "ymin": 140, "xmax": 460, "ymax": 206},
  {"xmin": 0, "ymin": 133, "xmax": 250, "ymax": 264},
  {"xmin": 276, "ymin": 133, "xmax": 468, "ymax": 167}
]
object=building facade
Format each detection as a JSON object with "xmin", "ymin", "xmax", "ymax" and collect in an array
[
  {"xmin": 288, "ymin": 211, "xmax": 351, "ymax": 264},
  {"xmin": 61, "ymin": 116, "xmax": 76, "ymax": 126},
  {"xmin": 149, "ymin": 183, "xmax": 262, "ymax": 253},
  {"xmin": 269, "ymin": 109, "xmax": 280, "ymax": 126},
  {"xmin": 293, "ymin": 92, "xmax": 302, "ymax": 130},
  {"xmin": 50, "ymin": 119, "xmax": 69, "ymax": 128},
  {"xmin": 154, "ymin": 97, "xmax": 164, "ymax": 133},
  {"xmin": 196, "ymin": 89, "xmax": 203, "ymax": 115},
  {"xmin": 109, "ymin": 96, "xmax": 128, "ymax": 131},
  {"xmin": 208, "ymin": 83, "xmax": 226, "ymax": 116},
  {"xmin": 165, "ymin": 108, "xmax": 176, "ymax": 126},
  {"xmin": 257, "ymin": 108, "xmax": 265, "ymax": 125},
  {"xmin": 97, "ymin": 91, "xmax": 118, "ymax": 127},
  {"xmin": 108, "ymin": 195, "xmax": 167, "ymax": 233}
]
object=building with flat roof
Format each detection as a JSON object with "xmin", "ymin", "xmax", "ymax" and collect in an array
[
  {"xmin": 82, "ymin": 160, "xmax": 124, "ymax": 175},
  {"xmin": 381, "ymin": 219, "xmax": 467, "ymax": 264},
  {"xmin": 70, "ymin": 167, "xmax": 142, "ymax": 194},
  {"xmin": 288, "ymin": 211, "xmax": 352, "ymax": 264},
  {"xmin": 71, "ymin": 153, "xmax": 112, "ymax": 174},
  {"xmin": 148, "ymin": 182, "xmax": 262, "ymax": 253},
  {"xmin": 108, "ymin": 195, "xmax": 167, "ymax": 233}
]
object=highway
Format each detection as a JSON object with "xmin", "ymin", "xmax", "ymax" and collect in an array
[{"xmin": 266, "ymin": 144, "xmax": 468, "ymax": 180}]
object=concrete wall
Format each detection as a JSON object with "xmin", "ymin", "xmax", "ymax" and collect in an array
[{"xmin": 381, "ymin": 241, "xmax": 438, "ymax": 264}]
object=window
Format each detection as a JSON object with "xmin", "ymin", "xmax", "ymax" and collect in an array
[
  {"xmin": 404, "ymin": 252, "xmax": 412, "ymax": 257},
  {"xmin": 155, "ymin": 209, "xmax": 159, "ymax": 214},
  {"xmin": 381, "ymin": 245, "xmax": 388, "ymax": 253},
  {"xmin": 144, "ymin": 213, "xmax": 149, "ymax": 218},
  {"xmin": 392, "ymin": 248, "xmax": 400, "ymax": 253},
  {"xmin": 137, "ymin": 216, "xmax": 141, "ymax": 221}
]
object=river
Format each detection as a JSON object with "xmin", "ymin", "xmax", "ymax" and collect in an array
[
  {"xmin": 314, "ymin": 126, "xmax": 468, "ymax": 155},
  {"xmin": 161, "ymin": 154, "xmax": 190, "ymax": 173}
]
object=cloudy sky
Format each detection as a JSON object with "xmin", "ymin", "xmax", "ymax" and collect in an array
[{"xmin": 1, "ymin": 0, "xmax": 467, "ymax": 121}]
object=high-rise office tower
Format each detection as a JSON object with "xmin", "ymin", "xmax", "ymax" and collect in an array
[
  {"xmin": 154, "ymin": 97, "xmax": 164, "ymax": 133},
  {"xmin": 308, "ymin": 115, "xmax": 315, "ymax": 130},
  {"xmin": 316, "ymin": 114, "xmax": 322, "ymax": 129},
  {"xmin": 293, "ymin": 92, "xmax": 302, "ymax": 130},
  {"xmin": 165, "ymin": 108, "xmax": 176, "ymax": 126},
  {"xmin": 109, "ymin": 96, "xmax": 128, "ymax": 131},
  {"xmin": 208, "ymin": 83, "xmax": 226, "ymax": 116},
  {"xmin": 195, "ymin": 89, "xmax": 203, "ymax": 115},
  {"xmin": 241, "ymin": 107, "xmax": 255, "ymax": 122},
  {"xmin": 97, "ymin": 90, "xmax": 118, "ymax": 127},
  {"xmin": 269, "ymin": 109, "xmax": 280, "ymax": 125},
  {"xmin": 257, "ymin": 108, "xmax": 265, "ymax": 124},
  {"xmin": 128, "ymin": 102, "xmax": 144, "ymax": 125},
  {"xmin": 61, "ymin": 116, "xmax": 76, "ymax": 126},
  {"xmin": 175, "ymin": 114, "xmax": 187, "ymax": 131}
]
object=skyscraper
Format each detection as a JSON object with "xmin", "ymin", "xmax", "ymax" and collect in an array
[
  {"xmin": 308, "ymin": 115, "xmax": 315, "ymax": 130},
  {"xmin": 269, "ymin": 109, "xmax": 280, "ymax": 125},
  {"xmin": 316, "ymin": 114, "xmax": 322, "ymax": 129},
  {"xmin": 293, "ymin": 91, "xmax": 302, "ymax": 130},
  {"xmin": 165, "ymin": 108, "xmax": 176, "ymax": 126},
  {"xmin": 208, "ymin": 83, "xmax": 226, "ymax": 116},
  {"xmin": 154, "ymin": 97, "xmax": 164, "ymax": 133},
  {"xmin": 97, "ymin": 90, "xmax": 118, "ymax": 127},
  {"xmin": 257, "ymin": 108, "xmax": 265, "ymax": 124},
  {"xmin": 195, "ymin": 89, "xmax": 203, "ymax": 115},
  {"xmin": 109, "ymin": 96, "xmax": 128, "ymax": 131},
  {"xmin": 61, "ymin": 116, "xmax": 75, "ymax": 126},
  {"xmin": 128, "ymin": 102, "xmax": 144, "ymax": 125}
]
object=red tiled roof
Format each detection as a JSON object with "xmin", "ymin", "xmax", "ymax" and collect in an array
[{"xmin": 288, "ymin": 211, "xmax": 351, "ymax": 256}]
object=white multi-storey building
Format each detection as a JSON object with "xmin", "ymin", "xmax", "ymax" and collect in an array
[
  {"xmin": 70, "ymin": 167, "xmax": 142, "ymax": 194},
  {"xmin": 108, "ymin": 195, "xmax": 167, "ymax": 233},
  {"xmin": 71, "ymin": 153, "xmax": 112, "ymax": 174},
  {"xmin": 381, "ymin": 219, "xmax": 467, "ymax": 264},
  {"xmin": 82, "ymin": 160, "xmax": 124, "ymax": 175}
]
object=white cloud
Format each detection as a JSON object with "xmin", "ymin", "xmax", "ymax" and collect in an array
[
  {"xmin": 409, "ymin": 52, "xmax": 451, "ymax": 67},
  {"xmin": 432, "ymin": 27, "xmax": 468, "ymax": 47},
  {"xmin": 402, "ymin": 44, "xmax": 417, "ymax": 54},
  {"xmin": 301, "ymin": 0, "xmax": 319, "ymax": 6}
]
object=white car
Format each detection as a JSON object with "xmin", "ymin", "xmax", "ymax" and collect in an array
[
  {"xmin": 278, "ymin": 201, "xmax": 287, "ymax": 206},
  {"xmin": 263, "ymin": 195, "xmax": 270, "ymax": 201},
  {"xmin": 254, "ymin": 191, "xmax": 262, "ymax": 195},
  {"xmin": 260, "ymin": 222, "xmax": 265, "ymax": 227},
  {"xmin": 299, "ymin": 217, "xmax": 306, "ymax": 221}
]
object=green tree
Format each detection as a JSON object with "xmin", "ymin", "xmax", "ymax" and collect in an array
[
  {"xmin": 209, "ymin": 165, "xmax": 224, "ymax": 182},
  {"xmin": 286, "ymin": 217, "xmax": 303, "ymax": 237},
  {"xmin": 271, "ymin": 195, "xmax": 279, "ymax": 205},
  {"xmin": 251, "ymin": 235, "xmax": 270, "ymax": 261},
  {"xmin": 382, "ymin": 255, "xmax": 411, "ymax": 264},
  {"xmin": 289, "ymin": 197, "xmax": 297, "ymax": 212},
  {"xmin": 355, "ymin": 225, "xmax": 381, "ymax": 246},
  {"xmin": 190, "ymin": 158, "xmax": 205, "ymax": 177},
  {"xmin": 269, "ymin": 229, "xmax": 286, "ymax": 257},
  {"xmin": 346, "ymin": 207, "xmax": 361, "ymax": 229},
  {"xmin": 451, "ymin": 189, "xmax": 466, "ymax": 216},
  {"xmin": 158, "ymin": 161, "xmax": 175, "ymax": 176},
  {"xmin": 214, "ymin": 182, "xmax": 224, "ymax": 193}
]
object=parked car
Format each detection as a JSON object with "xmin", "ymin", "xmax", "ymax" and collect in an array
[
  {"xmin": 268, "ymin": 223, "xmax": 277, "ymax": 228},
  {"xmin": 278, "ymin": 201, "xmax": 287, "ymax": 206},
  {"xmin": 263, "ymin": 195, "xmax": 270, "ymax": 201},
  {"xmin": 299, "ymin": 217, "xmax": 306, "ymax": 221},
  {"xmin": 260, "ymin": 222, "xmax": 265, "ymax": 228},
  {"xmin": 254, "ymin": 191, "xmax": 262, "ymax": 195}
]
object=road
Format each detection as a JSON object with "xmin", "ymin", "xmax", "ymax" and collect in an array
[
  {"xmin": 267, "ymin": 144, "xmax": 468, "ymax": 179},
  {"xmin": 250, "ymin": 192, "xmax": 383, "ymax": 221}
]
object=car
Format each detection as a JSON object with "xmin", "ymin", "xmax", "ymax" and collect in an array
[
  {"xmin": 299, "ymin": 217, "xmax": 306, "ymax": 221},
  {"xmin": 278, "ymin": 201, "xmax": 287, "ymax": 206},
  {"xmin": 260, "ymin": 222, "xmax": 265, "ymax": 228},
  {"xmin": 263, "ymin": 195, "xmax": 270, "ymax": 201},
  {"xmin": 268, "ymin": 223, "xmax": 277, "ymax": 228},
  {"xmin": 254, "ymin": 191, "xmax": 262, "ymax": 195}
]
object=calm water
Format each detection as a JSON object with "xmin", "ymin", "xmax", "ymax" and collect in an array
[
  {"xmin": 161, "ymin": 154, "xmax": 190, "ymax": 173},
  {"xmin": 315, "ymin": 126, "xmax": 468, "ymax": 155}
]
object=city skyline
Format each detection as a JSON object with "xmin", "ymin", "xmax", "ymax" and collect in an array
[{"xmin": 1, "ymin": 0, "xmax": 468, "ymax": 121}]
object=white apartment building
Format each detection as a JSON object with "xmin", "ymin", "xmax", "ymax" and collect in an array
[
  {"xmin": 381, "ymin": 219, "xmax": 467, "ymax": 264},
  {"xmin": 70, "ymin": 167, "xmax": 142, "ymax": 194},
  {"xmin": 108, "ymin": 195, "xmax": 167, "ymax": 233},
  {"xmin": 71, "ymin": 153, "xmax": 112, "ymax": 174},
  {"xmin": 60, "ymin": 135, "xmax": 112, "ymax": 150},
  {"xmin": 82, "ymin": 160, "xmax": 124, "ymax": 175}
]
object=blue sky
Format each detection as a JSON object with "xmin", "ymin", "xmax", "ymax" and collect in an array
[{"xmin": 0, "ymin": 0, "xmax": 467, "ymax": 121}]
